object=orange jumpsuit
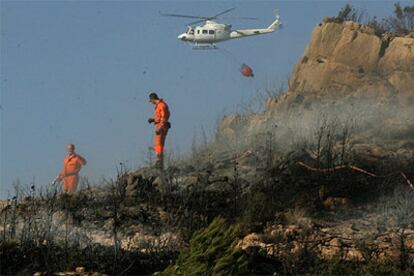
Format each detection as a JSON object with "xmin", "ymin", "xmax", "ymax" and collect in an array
[
  {"xmin": 154, "ymin": 99, "xmax": 170, "ymax": 157},
  {"xmin": 60, "ymin": 154, "xmax": 87, "ymax": 194}
]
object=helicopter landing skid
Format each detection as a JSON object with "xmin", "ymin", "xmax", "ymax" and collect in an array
[{"xmin": 192, "ymin": 44, "xmax": 218, "ymax": 50}]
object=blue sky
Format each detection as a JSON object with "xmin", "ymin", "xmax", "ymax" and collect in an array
[{"xmin": 0, "ymin": 0, "xmax": 400, "ymax": 197}]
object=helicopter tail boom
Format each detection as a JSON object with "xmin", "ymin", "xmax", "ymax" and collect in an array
[
  {"xmin": 230, "ymin": 11, "xmax": 281, "ymax": 39},
  {"xmin": 230, "ymin": 28, "xmax": 273, "ymax": 38}
]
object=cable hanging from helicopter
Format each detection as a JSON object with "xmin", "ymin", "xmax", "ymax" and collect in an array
[{"xmin": 215, "ymin": 46, "xmax": 255, "ymax": 78}]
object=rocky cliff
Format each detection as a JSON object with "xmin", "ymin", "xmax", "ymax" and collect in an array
[
  {"xmin": 218, "ymin": 20, "xmax": 414, "ymax": 153},
  {"xmin": 288, "ymin": 20, "xmax": 414, "ymax": 100}
]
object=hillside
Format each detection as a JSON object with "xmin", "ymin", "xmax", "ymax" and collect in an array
[
  {"xmin": 217, "ymin": 19, "xmax": 414, "ymax": 168},
  {"xmin": 1, "ymin": 19, "xmax": 414, "ymax": 275}
]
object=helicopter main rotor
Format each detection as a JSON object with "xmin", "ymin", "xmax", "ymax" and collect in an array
[{"xmin": 160, "ymin": 7, "xmax": 258, "ymax": 25}]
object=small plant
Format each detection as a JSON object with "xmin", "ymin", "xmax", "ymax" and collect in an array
[
  {"xmin": 285, "ymin": 207, "xmax": 312, "ymax": 229},
  {"xmin": 335, "ymin": 4, "xmax": 365, "ymax": 23},
  {"xmin": 379, "ymin": 186, "xmax": 414, "ymax": 228},
  {"xmin": 159, "ymin": 217, "xmax": 248, "ymax": 275},
  {"xmin": 384, "ymin": 3, "xmax": 414, "ymax": 35},
  {"xmin": 107, "ymin": 164, "xmax": 131, "ymax": 275},
  {"xmin": 335, "ymin": 3, "xmax": 414, "ymax": 36}
]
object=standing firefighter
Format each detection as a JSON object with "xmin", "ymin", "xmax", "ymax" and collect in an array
[
  {"xmin": 148, "ymin": 92, "xmax": 170, "ymax": 169},
  {"xmin": 56, "ymin": 144, "xmax": 87, "ymax": 194}
]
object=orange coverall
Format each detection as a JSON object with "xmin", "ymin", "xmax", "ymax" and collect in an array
[
  {"xmin": 60, "ymin": 154, "xmax": 87, "ymax": 193},
  {"xmin": 154, "ymin": 99, "xmax": 170, "ymax": 157}
]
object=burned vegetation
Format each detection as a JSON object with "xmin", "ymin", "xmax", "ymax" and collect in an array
[{"xmin": 2, "ymin": 3, "xmax": 414, "ymax": 275}]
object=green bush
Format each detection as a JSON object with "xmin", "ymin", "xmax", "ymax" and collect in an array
[{"xmin": 158, "ymin": 217, "xmax": 248, "ymax": 275}]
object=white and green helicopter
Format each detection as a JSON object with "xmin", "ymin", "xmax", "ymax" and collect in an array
[{"xmin": 161, "ymin": 8, "xmax": 281, "ymax": 49}]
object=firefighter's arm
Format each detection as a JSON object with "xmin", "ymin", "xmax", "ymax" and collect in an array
[
  {"xmin": 57, "ymin": 163, "xmax": 66, "ymax": 180},
  {"xmin": 77, "ymin": 155, "xmax": 87, "ymax": 165}
]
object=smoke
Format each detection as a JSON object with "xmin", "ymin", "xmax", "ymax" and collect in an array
[{"xmin": 212, "ymin": 90, "xmax": 414, "ymax": 169}]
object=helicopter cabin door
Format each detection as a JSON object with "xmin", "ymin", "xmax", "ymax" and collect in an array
[
  {"xmin": 199, "ymin": 28, "xmax": 216, "ymax": 43},
  {"xmin": 207, "ymin": 29, "xmax": 216, "ymax": 41}
]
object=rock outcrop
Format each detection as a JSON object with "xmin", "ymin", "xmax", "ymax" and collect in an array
[
  {"xmin": 290, "ymin": 22, "xmax": 385, "ymax": 96},
  {"xmin": 216, "ymin": 20, "xmax": 414, "ymax": 166},
  {"xmin": 238, "ymin": 216, "xmax": 414, "ymax": 264},
  {"xmin": 287, "ymin": 20, "xmax": 414, "ymax": 103}
]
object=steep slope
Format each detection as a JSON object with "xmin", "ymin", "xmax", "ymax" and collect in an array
[{"xmin": 217, "ymin": 20, "xmax": 414, "ymax": 167}]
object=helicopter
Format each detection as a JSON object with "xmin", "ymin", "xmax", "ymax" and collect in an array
[{"xmin": 161, "ymin": 8, "xmax": 281, "ymax": 49}]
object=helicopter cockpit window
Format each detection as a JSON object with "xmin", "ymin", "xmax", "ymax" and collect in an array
[
  {"xmin": 202, "ymin": 30, "xmax": 208, "ymax": 34},
  {"xmin": 188, "ymin": 29, "xmax": 194, "ymax": 35},
  {"xmin": 209, "ymin": 30, "xmax": 215, "ymax": 34}
]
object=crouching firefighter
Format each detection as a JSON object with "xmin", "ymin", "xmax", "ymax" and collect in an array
[{"xmin": 148, "ymin": 92, "xmax": 171, "ymax": 169}]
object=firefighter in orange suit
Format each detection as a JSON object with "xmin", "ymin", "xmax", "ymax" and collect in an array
[
  {"xmin": 148, "ymin": 92, "xmax": 170, "ymax": 169},
  {"xmin": 57, "ymin": 144, "xmax": 87, "ymax": 194}
]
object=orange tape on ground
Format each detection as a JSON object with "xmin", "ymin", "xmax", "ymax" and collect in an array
[
  {"xmin": 297, "ymin": 162, "xmax": 376, "ymax": 177},
  {"xmin": 297, "ymin": 162, "xmax": 414, "ymax": 191}
]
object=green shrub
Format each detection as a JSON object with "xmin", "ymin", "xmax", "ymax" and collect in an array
[{"xmin": 158, "ymin": 217, "xmax": 248, "ymax": 275}]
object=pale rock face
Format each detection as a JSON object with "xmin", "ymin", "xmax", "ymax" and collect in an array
[
  {"xmin": 238, "ymin": 223, "xmax": 414, "ymax": 263},
  {"xmin": 379, "ymin": 36, "xmax": 414, "ymax": 104},
  {"xmin": 379, "ymin": 37, "xmax": 414, "ymax": 74},
  {"xmin": 216, "ymin": 115, "xmax": 243, "ymax": 142},
  {"xmin": 288, "ymin": 21, "xmax": 413, "ymax": 97},
  {"xmin": 217, "ymin": 20, "xmax": 414, "ymax": 145},
  {"xmin": 331, "ymin": 26, "xmax": 382, "ymax": 70},
  {"xmin": 218, "ymin": 115, "xmax": 242, "ymax": 134},
  {"xmin": 291, "ymin": 21, "xmax": 382, "ymax": 95}
]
